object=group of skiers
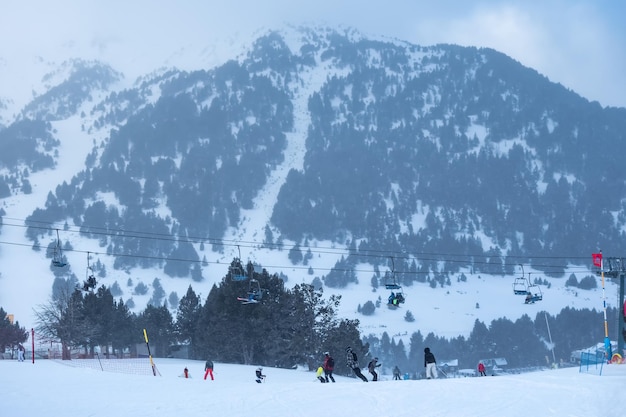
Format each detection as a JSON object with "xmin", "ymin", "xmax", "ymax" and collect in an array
[
  {"xmin": 316, "ymin": 351, "xmax": 336, "ymax": 383},
  {"xmin": 181, "ymin": 346, "xmax": 438, "ymax": 383},
  {"xmin": 345, "ymin": 346, "xmax": 437, "ymax": 381}
]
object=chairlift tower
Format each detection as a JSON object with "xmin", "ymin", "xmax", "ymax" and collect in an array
[{"xmin": 596, "ymin": 256, "xmax": 626, "ymax": 358}]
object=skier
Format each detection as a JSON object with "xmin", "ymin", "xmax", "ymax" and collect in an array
[
  {"xmin": 346, "ymin": 347, "xmax": 368, "ymax": 382},
  {"xmin": 424, "ymin": 347, "xmax": 437, "ymax": 379},
  {"xmin": 255, "ymin": 367, "xmax": 266, "ymax": 383},
  {"xmin": 204, "ymin": 359, "xmax": 214, "ymax": 380},
  {"xmin": 17, "ymin": 344, "xmax": 25, "ymax": 362},
  {"xmin": 478, "ymin": 362, "xmax": 486, "ymax": 377},
  {"xmin": 367, "ymin": 357, "xmax": 381, "ymax": 381},
  {"xmin": 323, "ymin": 352, "xmax": 335, "ymax": 382},
  {"xmin": 316, "ymin": 366, "xmax": 326, "ymax": 383},
  {"xmin": 182, "ymin": 367, "xmax": 190, "ymax": 378},
  {"xmin": 393, "ymin": 365, "xmax": 401, "ymax": 380}
]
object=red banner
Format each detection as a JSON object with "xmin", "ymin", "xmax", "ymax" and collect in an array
[{"xmin": 592, "ymin": 253, "xmax": 602, "ymax": 267}]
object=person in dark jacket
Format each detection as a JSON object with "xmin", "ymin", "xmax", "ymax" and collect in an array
[
  {"xmin": 323, "ymin": 352, "xmax": 335, "ymax": 382},
  {"xmin": 255, "ymin": 367, "xmax": 266, "ymax": 383},
  {"xmin": 393, "ymin": 365, "xmax": 401, "ymax": 380},
  {"xmin": 346, "ymin": 347, "xmax": 368, "ymax": 382},
  {"xmin": 424, "ymin": 347, "xmax": 437, "ymax": 379},
  {"xmin": 204, "ymin": 359, "xmax": 214, "ymax": 380},
  {"xmin": 367, "ymin": 357, "xmax": 381, "ymax": 381}
]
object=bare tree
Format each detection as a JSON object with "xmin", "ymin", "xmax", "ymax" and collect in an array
[{"xmin": 34, "ymin": 287, "xmax": 84, "ymax": 360}]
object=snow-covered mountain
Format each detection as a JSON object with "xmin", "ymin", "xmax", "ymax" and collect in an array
[{"xmin": 0, "ymin": 25, "xmax": 624, "ymax": 347}]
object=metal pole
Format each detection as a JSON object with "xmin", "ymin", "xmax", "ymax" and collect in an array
[
  {"xmin": 544, "ymin": 313, "xmax": 556, "ymax": 364},
  {"xmin": 31, "ymin": 328, "xmax": 35, "ymax": 364},
  {"xmin": 618, "ymin": 274, "xmax": 625, "ymax": 358},
  {"xmin": 600, "ymin": 256, "xmax": 613, "ymax": 359}
]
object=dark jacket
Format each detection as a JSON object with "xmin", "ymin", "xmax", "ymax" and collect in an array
[
  {"xmin": 205, "ymin": 360, "xmax": 214, "ymax": 370},
  {"xmin": 424, "ymin": 348, "xmax": 436, "ymax": 367},
  {"xmin": 368, "ymin": 359, "xmax": 380, "ymax": 372},
  {"xmin": 346, "ymin": 350, "xmax": 359, "ymax": 369}
]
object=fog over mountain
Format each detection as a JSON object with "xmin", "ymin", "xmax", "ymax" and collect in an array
[{"xmin": 0, "ymin": 24, "xmax": 624, "ymax": 354}]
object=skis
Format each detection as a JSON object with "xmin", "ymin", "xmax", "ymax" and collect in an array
[{"xmin": 237, "ymin": 297, "xmax": 260, "ymax": 304}]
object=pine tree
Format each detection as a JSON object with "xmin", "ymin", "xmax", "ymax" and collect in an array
[{"xmin": 175, "ymin": 286, "xmax": 201, "ymax": 357}]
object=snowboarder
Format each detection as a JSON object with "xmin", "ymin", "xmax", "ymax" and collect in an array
[
  {"xmin": 316, "ymin": 366, "xmax": 326, "ymax": 383},
  {"xmin": 424, "ymin": 347, "xmax": 437, "ymax": 379},
  {"xmin": 255, "ymin": 367, "xmax": 266, "ymax": 383},
  {"xmin": 478, "ymin": 362, "xmax": 486, "ymax": 376},
  {"xmin": 204, "ymin": 359, "xmax": 214, "ymax": 380},
  {"xmin": 182, "ymin": 367, "xmax": 190, "ymax": 378},
  {"xmin": 367, "ymin": 357, "xmax": 381, "ymax": 381},
  {"xmin": 17, "ymin": 344, "xmax": 25, "ymax": 362},
  {"xmin": 346, "ymin": 347, "xmax": 368, "ymax": 382},
  {"xmin": 393, "ymin": 365, "xmax": 401, "ymax": 380},
  {"xmin": 323, "ymin": 352, "xmax": 335, "ymax": 382}
]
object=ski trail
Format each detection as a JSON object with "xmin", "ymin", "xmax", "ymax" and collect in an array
[{"xmin": 228, "ymin": 60, "xmax": 348, "ymax": 261}]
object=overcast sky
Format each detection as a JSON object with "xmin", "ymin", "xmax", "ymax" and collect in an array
[{"xmin": 1, "ymin": 0, "xmax": 625, "ymax": 108}]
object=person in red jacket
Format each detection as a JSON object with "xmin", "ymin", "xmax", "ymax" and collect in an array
[
  {"xmin": 478, "ymin": 362, "xmax": 486, "ymax": 376},
  {"xmin": 323, "ymin": 352, "xmax": 335, "ymax": 382}
]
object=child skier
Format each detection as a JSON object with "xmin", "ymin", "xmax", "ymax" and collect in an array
[
  {"xmin": 255, "ymin": 367, "xmax": 266, "ymax": 383},
  {"xmin": 316, "ymin": 366, "xmax": 326, "ymax": 383}
]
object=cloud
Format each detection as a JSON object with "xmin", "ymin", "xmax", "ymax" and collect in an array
[
  {"xmin": 406, "ymin": 2, "xmax": 625, "ymax": 107},
  {"xmin": 1, "ymin": 0, "xmax": 624, "ymax": 107}
]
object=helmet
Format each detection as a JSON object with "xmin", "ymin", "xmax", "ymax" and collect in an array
[
  {"xmin": 346, "ymin": 346, "xmax": 352, "ymax": 352},
  {"xmin": 324, "ymin": 351, "xmax": 330, "ymax": 355},
  {"xmin": 374, "ymin": 357, "xmax": 378, "ymax": 360},
  {"xmin": 257, "ymin": 367, "xmax": 262, "ymax": 371}
]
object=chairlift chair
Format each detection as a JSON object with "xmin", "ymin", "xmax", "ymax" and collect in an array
[
  {"xmin": 525, "ymin": 284, "xmax": 543, "ymax": 304},
  {"xmin": 51, "ymin": 229, "xmax": 68, "ymax": 268},
  {"xmin": 81, "ymin": 252, "xmax": 97, "ymax": 291},
  {"xmin": 387, "ymin": 290, "xmax": 405, "ymax": 308},
  {"xmin": 237, "ymin": 279, "xmax": 263, "ymax": 304},
  {"xmin": 229, "ymin": 258, "xmax": 248, "ymax": 281},
  {"xmin": 513, "ymin": 264, "xmax": 528, "ymax": 295},
  {"xmin": 230, "ymin": 246, "xmax": 248, "ymax": 281},
  {"xmin": 513, "ymin": 277, "xmax": 529, "ymax": 295},
  {"xmin": 385, "ymin": 257, "xmax": 406, "ymax": 306},
  {"xmin": 524, "ymin": 272, "xmax": 543, "ymax": 304}
]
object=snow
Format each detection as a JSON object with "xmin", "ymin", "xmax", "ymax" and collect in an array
[
  {"xmin": 0, "ymin": 23, "xmax": 622, "ymax": 352},
  {"xmin": 2, "ymin": 357, "xmax": 625, "ymax": 416}
]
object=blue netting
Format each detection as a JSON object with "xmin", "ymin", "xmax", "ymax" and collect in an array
[{"xmin": 579, "ymin": 350, "xmax": 604, "ymax": 376}]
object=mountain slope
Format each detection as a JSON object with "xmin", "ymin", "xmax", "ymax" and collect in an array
[{"xmin": 0, "ymin": 26, "xmax": 624, "ymax": 343}]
